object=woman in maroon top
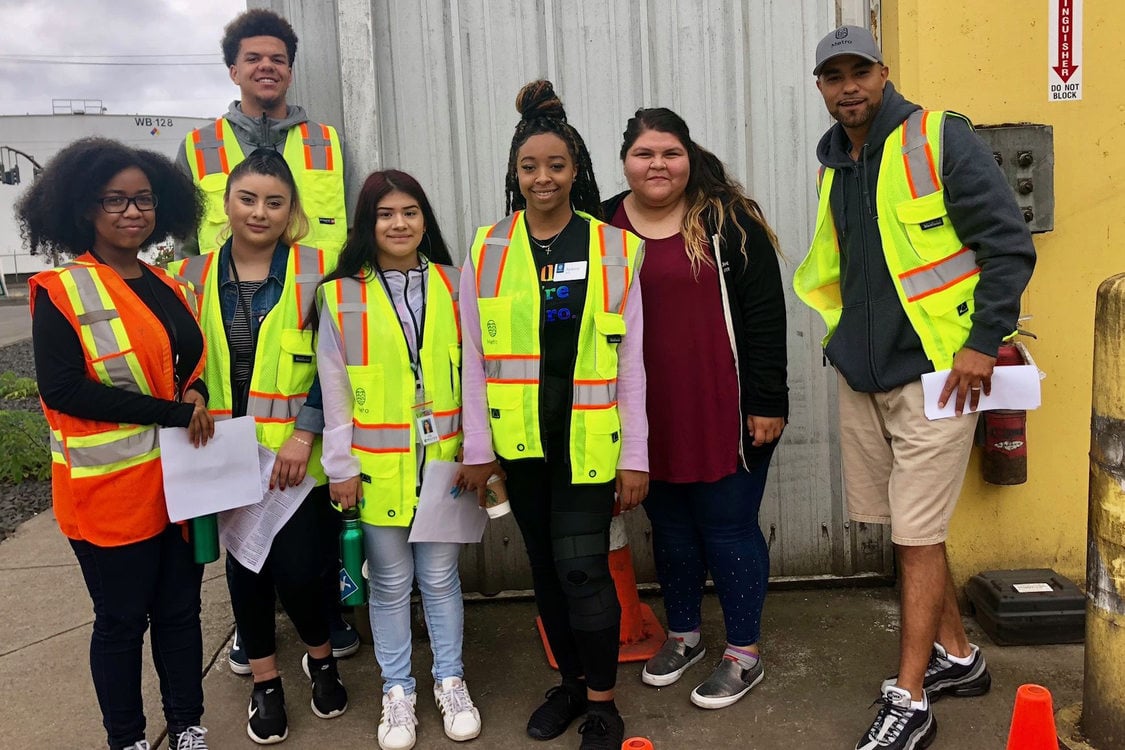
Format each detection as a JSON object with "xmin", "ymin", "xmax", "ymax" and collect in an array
[{"xmin": 603, "ymin": 108, "xmax": 788, "ymax": 710}]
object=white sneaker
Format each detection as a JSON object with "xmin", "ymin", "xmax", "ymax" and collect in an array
[
  {"xmin": 122, "ymin": 743, "xmax": 151, "ymax": 750},
  {"xmin": 378, "ymin": 685, "xmax": 418, "ymax": 750},
  {"xmin": 433, "ymin": 676, "xmax": 482, "ymax": 741}
]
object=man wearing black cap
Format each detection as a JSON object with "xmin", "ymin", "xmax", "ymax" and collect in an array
[{"xmin": 794, "ymin": 25, "xmax": 1036, "ymax": 750}]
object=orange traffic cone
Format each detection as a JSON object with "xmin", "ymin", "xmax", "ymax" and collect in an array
[
  {"xmin": 537, "ymin": 509, "xmax": 665, "ymax": 667},
  {"xmin": 622, "ymin": 738, "xmax": 654, "ymax": 750},
  {"xmin": 1006, "ymin": 684, "xmax": 1059, "ymax": 750}
]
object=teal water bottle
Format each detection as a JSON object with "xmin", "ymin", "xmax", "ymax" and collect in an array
[
  {"xmin": 339, "ymin": 508, "xmax": 366, "ymax": 606},
  {"xmin": 190, "ymin": 514, "xmax": 220, "ymax": 564}
]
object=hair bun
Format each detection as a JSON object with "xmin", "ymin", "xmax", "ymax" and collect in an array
[{"xmin": 515, "ymin": 80, "xmax": 567, "ymax": 122}]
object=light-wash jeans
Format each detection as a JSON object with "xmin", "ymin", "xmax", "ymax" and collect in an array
[{"xmin": 362, "ymin": 523, "xmax": 465, "ymax": 695}]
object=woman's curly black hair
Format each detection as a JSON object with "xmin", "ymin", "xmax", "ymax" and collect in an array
[
  {"xmin": 504, "ymin": 80, "xmax": 601, "ymax": 218},
  {"xmin": 15, "ymin": 137, "xmax": 204, "ymax": 258}
]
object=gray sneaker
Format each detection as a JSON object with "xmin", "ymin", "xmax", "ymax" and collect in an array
[
  {"xmin": 641, "ymin": 637, "xmax": 707, "ymax": 687},
  {"xmin": 690, "ymin": 656, "xmax": 764, "ymax": 709}
]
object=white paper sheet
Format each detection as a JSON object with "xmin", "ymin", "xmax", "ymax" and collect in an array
[
  {"xmin": 160, "ymin": 416, "xmax": 262, "ymax": 522},
  {"xmin": 408, "ymin": 460, "xmax": 488, "ymax": 544},
  {"xmin": 218, "ymin": 444, "xmax": 316, "ymax": 574},
  {"xmin": 921, "ymin": 364, "xmax": 1043, "ymax": 420}
]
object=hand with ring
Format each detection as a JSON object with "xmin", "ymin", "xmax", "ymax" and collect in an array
[{"xmin": 939, "ymin": 348, "xmax": 997, "ymax": 416}]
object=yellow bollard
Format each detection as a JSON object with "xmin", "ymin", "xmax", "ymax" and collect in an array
[{"xmin": 1083, "ymin": 272, "xmax": 1125, "ymax": 747}]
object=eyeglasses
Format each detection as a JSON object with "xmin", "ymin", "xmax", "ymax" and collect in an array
[{"xmin": 97, "ymin": 194, "xmax": 158, "ymax": 213}]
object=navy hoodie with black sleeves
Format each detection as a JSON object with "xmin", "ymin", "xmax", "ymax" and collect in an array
[{"xmin": 816, "ymin": 81, "xmax": 1036, "ymax": 393}]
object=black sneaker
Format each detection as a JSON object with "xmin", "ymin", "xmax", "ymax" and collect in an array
[
  {"xmin": 577, "ymin": 710, "xmax": 625, "ymax": 750},
  {"xmin": 526, "ymin": 684, "xmax": 587, "ymax": 740},
  {"xmin": 855, "ymin": 685, "xmax": 936, "ymax": 750},
  {"xmin": 641, "ymin": 637, "xmax": 707, "ymax": 687},
  {"xmin": 690, "ymin": 656, "xmax": 764, "ymax": 709},
  {"xmin": 329, "ymin": 615, "xmax": 361, "ymax": 658},
  {"xmin": 247, "ymin": 682, "xmax": 288, "ymax": 745},
  {"xmin": 881, "ymin": 643, "xmax": 991, "ymax": 701},
  {"xmin": 302, "ymin": 653, "xmax": 349, "ymax": 718}
]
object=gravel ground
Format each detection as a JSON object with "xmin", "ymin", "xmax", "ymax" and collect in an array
[{"xmin": 0, "ymin": 339, "xmax": 51, "ymax": 541}]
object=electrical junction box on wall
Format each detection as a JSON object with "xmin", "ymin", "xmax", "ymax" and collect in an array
[{"xmin": 974, "ymin": 124, "xmax": 1055, "ymax": 234}]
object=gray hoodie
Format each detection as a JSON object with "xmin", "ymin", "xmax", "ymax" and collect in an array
[{"xmin": 816, "ymin": 82, "xmax": 1036, "ymax": 393}]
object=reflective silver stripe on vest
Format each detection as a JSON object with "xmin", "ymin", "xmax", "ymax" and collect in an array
[
  {"xmin": 476, "ymin": 214, "xmax": 516, "ymax": 298},
  {"xmin": 293, "ymin": 244, "xmax": 322, "ymax": 327},
  {"xmin": 336, "ymin": 278, "xmax": 367, "ymax": 366},
  {"xmin": 352, "ymin": 424, "xmax": 411, "ymax": 452},
  {"xmin": 574, "ymin": 380, "xmax": 617, "ymax": 408},
  {"xmin": 177, "ymin": 255, "xmax": 209, "ymax": 297},
  {"xmin": 246, "ymin": 393, "xmax": 306, "ymax": 421},
  {"xmin": 194, "ymin": 121, "xmax": 227, "ymax": 177},
  {"xmin": 434, "ymin": 410, "xmax": 461, "ymax": 437},
  {"xmin": 901, "ymin": 110, "xmax": 940, "ymax": 198},
  {"xmin": 302, "ymin": 125, "xmax": 332, "ymax": 170},
  {"xmin": 49, "ymin": 431, "xmax": 65, "ymax": 462},
  {"xmin": 436, "ymin": 265, "xmax": 461, "ymax": 302},
  {"xmin": 67, "ymin": 267, "xmax": 142, "ymax": 391},
  {"xmin": 898, "ymin": 248, "xmax": 979, "ymax": 303},
  {"xmin": 600, "ymin": 227, "xmax": 630, "ymax": 314},
  {"xmin": 67, "ymin": 428, "xmax": 158, "ymax": 469},
  {"xmin": 487, "ymin": 357, "xmax": 539, "ymax": 383}
]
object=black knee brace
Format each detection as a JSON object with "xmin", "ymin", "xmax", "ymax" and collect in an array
[{"xmin": 552, "ymin": 513, "xmax": 620, "ymax": 631}]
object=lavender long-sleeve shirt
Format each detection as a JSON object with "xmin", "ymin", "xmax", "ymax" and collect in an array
[{"xmin": 458, "ymin": 235, "xmax": 649, "ymax": 472}]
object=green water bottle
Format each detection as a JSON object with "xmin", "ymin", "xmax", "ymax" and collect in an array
[
  {"xmin": 339, "ymin": 508, "xmax": 366, "ymax": 606},
  {"xmin": 190, "ymin": 514, "xmax": 220, "ymax": 564}
]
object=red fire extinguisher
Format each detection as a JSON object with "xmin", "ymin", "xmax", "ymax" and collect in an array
[{"xmin": 980, "ymin": 342, "xmax": 1027, "ymax": 485}]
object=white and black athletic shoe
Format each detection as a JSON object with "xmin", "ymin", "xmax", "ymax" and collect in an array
[
  {"xmin": 302, "ymin": 652, "xmax": 348, "ymax": 719},
  {"xmin": 855, "ymin": 685, "xmax": 936, "ymax": 750},
  {"xmin": 882, "ymin": 643, "xmax": 991, "ymax": 701},
  {"xmin": 247, "ymin": 682, "xmax": 288, "ymax": 745}
]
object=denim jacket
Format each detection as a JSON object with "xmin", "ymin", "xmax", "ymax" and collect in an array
[{"xmin": 218, "ymin": 239, "xmax": 324, "ymax": 431}]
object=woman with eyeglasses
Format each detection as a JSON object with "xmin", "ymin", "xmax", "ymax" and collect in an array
[{"xmin": 19, "ymin": 138, "xmax": 214, "ymax": 750}]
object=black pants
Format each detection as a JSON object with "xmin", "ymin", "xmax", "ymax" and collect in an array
[
  {"xmin": 70, "ymin": 524, "xmax": 204, "ymax": 750},
  {"xmin": 226, "ymin": 485, "xmax": 333, "ymax": 660},
  {"xmin": 504, "ymin": 443, "xmax": 620, "ymax": 692}
]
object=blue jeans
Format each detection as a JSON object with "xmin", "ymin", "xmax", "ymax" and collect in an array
[
  {"xmin": 70, "ymin": 525, "xmax": 205, "ymax": 749},
  {"xmin": 362, "ymin": 523, "xmax": 464, "ymax": 694},
  {"xmin": 643, "ymin": 460, "xmax": 772, "ymax": 647}
]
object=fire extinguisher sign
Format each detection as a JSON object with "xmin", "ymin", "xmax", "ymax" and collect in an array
[{"xmin": 1048, "ymin": 0, "xmax": 1083, "ymax": 101}]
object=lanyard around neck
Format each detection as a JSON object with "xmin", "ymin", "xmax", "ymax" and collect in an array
[{"xmin": 374, "ymin": 261, "xmax": 428, "ymax": 386}]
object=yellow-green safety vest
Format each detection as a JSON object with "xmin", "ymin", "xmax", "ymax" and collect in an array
[
  {"xmin": 170, "ymin": 245, "xmax": 332, "ymax": 485},
  {"xmin": 794, "ymin": 110, "xmax": 981, "ymax": 371},
  {"xmin": 184, "ymin": 118, "xmax": 347, "ymax": 253},
  {"xmin": 320, "ymin": 263, "xmax": 463, "ymax": 527},
  {"xmin": 469, "ymin": 211, "xmax": 643, "ymax": 484}
]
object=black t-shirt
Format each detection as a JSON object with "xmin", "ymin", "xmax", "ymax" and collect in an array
[
  {"xmin": 33, "ymin": 266, "xmax": 205, "ymax": 427},
  {"xmin": 525, "ymin": 213, "xmax": 589, "ymax": 433}
]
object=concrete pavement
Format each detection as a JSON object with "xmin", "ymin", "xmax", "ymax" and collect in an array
[{"xmin": 0, "ymin": 506, "xmax": 1084, "ymax": 749}]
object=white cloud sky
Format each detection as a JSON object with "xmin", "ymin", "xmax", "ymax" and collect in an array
[{"xmin": 0, "ymin": 0, "xmax": 240, "ymax": 117}]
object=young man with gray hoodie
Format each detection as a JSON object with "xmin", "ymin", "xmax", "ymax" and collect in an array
[
  {"xmin": 176, "ymin": 9, "xmax": 347, "ymax": 257},
  {"xmin": 794, "ymin": 26, "xmax": 1036, "ymax": 750}
]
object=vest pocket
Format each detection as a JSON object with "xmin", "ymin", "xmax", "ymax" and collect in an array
[
  {"xmin": 346, "ymin": 363, "xmax": 385, "ymax": 424},
  {"xmin": 915, "ymin": 285, "xmax": 976, "ymax": 364},
  {"xmin": 198, "ymin": 173, "xmax": 229, "ymax": 250},
  {"xmin": 302, "ymin": 169, "xmax": 346, "ymax": 237},
  {"xmin": 277, "ymin": 329, "xmax": 317, "ymax": 396},
  {"xmin": 477, "ymin": 296, "xmax": 513, "ymax": 355},
  {"xmin": 592, "ymin": 311, "xmax": 626, "ymax": 379},
  {"xmin": 448, "ymin": 344, "xmax": 462, "ymax": 404},
  {"xmin": 579, "ymin": 407, "xmax": 621, "ymax": 482},
  {"xmin": 894, "ymin": 190, "xmax": 961, "ymax": 262},
  {"xmin": 485, "ymin": 382, "xmax": 528, "ymax": 457}
]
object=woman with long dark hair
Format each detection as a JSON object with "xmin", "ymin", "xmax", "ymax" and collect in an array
[
  {"xmin": 315, "ymin": 169, "xmax": 480, "ymax": 750},
  {"xmin": 603, "ymin": 107, "xmax": 788, "ymax": 709},
  {"xmin": 456, "ymin": 80, "xmax": 648, "ymax": 750},
  {"xmin": 19, "ymin": 137, "xmax": 213, "ymax": 750}
]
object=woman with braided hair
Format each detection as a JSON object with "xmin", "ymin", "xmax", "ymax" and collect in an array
[{"xmin": 455, "ymin": 80, "xmax": 648, "ymax": 749}]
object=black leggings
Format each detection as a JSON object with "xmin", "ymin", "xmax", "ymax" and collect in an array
[
  {"xmin": 503, "ymin": 446, "xmax": 620, "ymax": 692},
  {"xmin": 226, "ymin": 484, "xmax": 334, "ymax": 660}
]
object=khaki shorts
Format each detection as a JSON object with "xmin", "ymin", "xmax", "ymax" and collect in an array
[{"xmin": 836, "ymin": 372, "xmax": 978, "ymax": 546}]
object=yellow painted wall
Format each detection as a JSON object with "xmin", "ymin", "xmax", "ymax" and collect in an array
[{"xmin": 881, "ymin": 1, "xmax": 1125, "ymax": 587}]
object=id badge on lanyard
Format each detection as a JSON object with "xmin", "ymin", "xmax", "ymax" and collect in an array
[{"xmin": 413, "ymin": 383, "xmax": 439, "ymax": 446}]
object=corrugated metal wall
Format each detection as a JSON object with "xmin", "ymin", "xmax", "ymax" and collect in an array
[{"xmin": 253, "ymin": 0, "xmax": 892, "ymax": 590}]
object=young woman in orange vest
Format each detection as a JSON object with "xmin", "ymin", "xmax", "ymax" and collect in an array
[
  {"xmin": 314, "ymin": 170, "xmax": 480, "ymax": 750},
  {"xmin": 19, "ymin": 138, "xmax": 214, "ymax": 750},
  {"xmin": 455, "ymin": 80, "xmax": 649, "ymax": 750},
  {"xmin": 170, "ymin": 149, "xmax": 348, "ymax": 744},
  {"xmin": 602, "ymin": 108, "xmax": 788, "ymax": 709}
]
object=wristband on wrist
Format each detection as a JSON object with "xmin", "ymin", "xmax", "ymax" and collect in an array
[{"xmin": 291, "ymin": 435, "xmax": 313, "ymax": 447}]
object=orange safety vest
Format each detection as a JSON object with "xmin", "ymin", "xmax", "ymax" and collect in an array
[{"xmin": 29, "ymin": 254, "xmax": 205, "ymax": 546}]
